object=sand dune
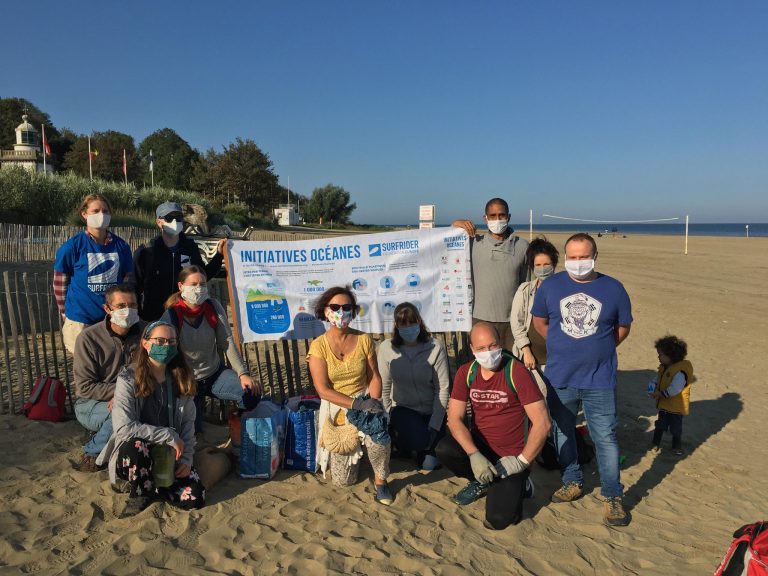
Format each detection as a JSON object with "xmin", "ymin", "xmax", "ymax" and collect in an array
[{"xmin": 1, "ymin": 232, "xmax": 766, "ymax": 575}]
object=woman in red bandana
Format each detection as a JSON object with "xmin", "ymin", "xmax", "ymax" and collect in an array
[{"xmin": 161, "ymin": 266, "xmax": 262, "ymax": 434}]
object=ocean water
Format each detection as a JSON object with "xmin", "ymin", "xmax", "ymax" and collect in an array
[{"xmin": 421, "ymin": 222, "xmax": 768, "ymax": 238}]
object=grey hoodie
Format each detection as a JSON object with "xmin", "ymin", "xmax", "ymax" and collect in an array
[
  {"xmin": 96, "ymin": 366, "xmax": 195, "ymax": 485},
  {"xmin": 378, "ymin": 338, "xmax": 450, "ymax": 431}
]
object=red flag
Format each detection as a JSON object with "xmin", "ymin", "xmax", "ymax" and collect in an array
[
  {"xmin": 42, "ymin": 125, "xmax": 51, "ymax": 157},
  {"xmin": 122, "ymin": 149, "xmax": 127, "ymax": 177}
]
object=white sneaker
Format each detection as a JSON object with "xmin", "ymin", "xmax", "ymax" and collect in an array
[{"xmin": 421, "ymin": 454, "xmax": 440, "ymax": 470}]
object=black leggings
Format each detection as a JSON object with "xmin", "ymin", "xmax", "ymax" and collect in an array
[
  {"xmin": 436, "ymin": 430, "xmax": 528, "ymax": 530},
  {"xmin": 652, "ymin": 410, "xmax": 683, "ymax": 448},
  {"xmin": 116, "ymin": 437, "xmax": 206, "ymax": 510}
]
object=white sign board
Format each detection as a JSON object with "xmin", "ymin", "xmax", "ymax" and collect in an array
[
  {"xmin": 227, "ymin": 228, "xmax": 471, "ymax": 342},
  {"xmin": 419, "ymin": 222, "xmax": 434, "ymax": 229},
  {"xmin": 419, "ymin": 204, "xmax": 435, "ymax": 222}
]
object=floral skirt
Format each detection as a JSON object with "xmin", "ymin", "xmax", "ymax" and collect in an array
[{"xmin": 116, "ymin": 437, "xmax": 205, "ymax": 510}]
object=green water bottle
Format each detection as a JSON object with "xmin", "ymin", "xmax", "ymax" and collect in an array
[{"xmin": 151, "ymin": 444, "xmax": 175, "ymax": 488}]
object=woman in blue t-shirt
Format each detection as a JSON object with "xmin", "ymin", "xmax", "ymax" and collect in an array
[{"xmin": 53, "ymin": 193, "xmax": 133, "ymax": 353}]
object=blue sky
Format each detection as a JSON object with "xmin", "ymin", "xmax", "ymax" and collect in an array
[{"xmin": 4, "ymin": 1, "xmax": 767, "ymax": 224}]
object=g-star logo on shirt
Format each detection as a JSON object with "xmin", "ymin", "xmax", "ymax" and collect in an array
[
  {"xmin": 470, "ymin": 389, "xmax": 508, "ymax": 405},
  {"xmin": 560, "ymin": 292, "xmax": 602, "ymax": 339},
  {"xmin": 87, "ymin": 252, "xmax": 119, "ymax": 292}
]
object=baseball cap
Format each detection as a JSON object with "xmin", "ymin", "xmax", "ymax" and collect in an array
[{"xmin": 156, "ymin": 201, "xmax": 183, "ymax": 219}]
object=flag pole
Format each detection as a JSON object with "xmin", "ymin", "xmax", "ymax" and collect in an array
[
  {"xmin": 123, "ymin": 149, "xmax": 128, "ymax": 187},
  {"xmin": 88, "ymin": 136, "xmax": 93, "ymax": 180},
  {"xmin": 150, "ymin": 148, "xmax": 154, "ymax": 187},
  {"xmin": 41, "ymin": 124, "xmax": 47, "ymax": 175},
  {"xmin": 684, "ymin": 215, "xmax": 689, "ymax": 255}
]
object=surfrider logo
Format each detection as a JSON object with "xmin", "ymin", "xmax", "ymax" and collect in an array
[
  {"xmin": 560, "ymin": 292, "xmax": 602, "ymax": 339},
  {"xmin": 87, "ymin": 252, "xmax": 119, "ymax": 291},
  {"xmin": 368, "ymin": 244, "xmax": 382, "ymax": 257}
]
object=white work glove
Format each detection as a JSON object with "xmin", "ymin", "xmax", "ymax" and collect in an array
[
  {"xmin": 469, "ymin": 451, "xmax": 498, "ymax": 485},
  {"xmin": 494, "ymin": 454, "xmax": 529, "ymax": 479}
]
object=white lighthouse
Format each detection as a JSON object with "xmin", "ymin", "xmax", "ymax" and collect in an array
[{"xmin": 0, "ymin": 114, "xmax": 52, "ymax": 173}]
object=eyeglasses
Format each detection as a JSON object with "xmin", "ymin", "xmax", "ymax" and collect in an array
[
  {"xmin": 162, "ymin": 214, "xmax": 183, "ymax": 223},
  {"xmin": 327, "ymin": 304, "xmax": 354, "ymax": 312},
  {"xmin": 148, "ymin": 337, "xmax": 177, "ymax": 346}
]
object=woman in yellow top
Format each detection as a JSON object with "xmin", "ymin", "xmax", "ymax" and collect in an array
[{"xmin": 307, "ymin": 286, "xmax": 393, "ymax": 505}]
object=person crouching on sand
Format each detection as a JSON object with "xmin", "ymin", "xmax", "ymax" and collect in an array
[
  {"xmin": 96, "ymin": 321, "xmax": 205, "ymax": 517},
  {"xmin": 307, "ymin": 286, "xmax": 394, "ymax": 505},
  {"xmin": 648, "ymin": 335, "xmax": 693, "ymax": 456},
  {"xmin": 435, "ymin": 322, "xmax": 550, "ymax": 530}
]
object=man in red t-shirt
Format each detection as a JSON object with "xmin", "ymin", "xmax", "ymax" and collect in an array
[{"xmin": 436, "ymin": 322, "xmax": 550, "ymax": 529}]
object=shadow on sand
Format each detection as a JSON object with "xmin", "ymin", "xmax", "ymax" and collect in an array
[{"xmin": 615, "ymin": 369, "xmax": 742, "ymax": 505}]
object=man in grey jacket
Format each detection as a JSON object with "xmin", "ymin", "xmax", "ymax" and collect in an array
[{"xmin": 73, "ymin": 284, "xmax": 145, "ymax": 472}]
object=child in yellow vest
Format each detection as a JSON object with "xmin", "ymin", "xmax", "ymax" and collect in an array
[{"xmin": 648, "ymin": 335, "xmax": 693, "ymax": 456}]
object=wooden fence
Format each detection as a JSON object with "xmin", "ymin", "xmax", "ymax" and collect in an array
[
  {"xmin": 0, "ymin": 270, "xmax": 471, "ymax": 416},
  {"xmin": 0, "ymin": 223, "xmax": 362, "ymax": 264},
  {"xmin": 0, "ymin": 223, "xmax": 158, "ymax": 262}
]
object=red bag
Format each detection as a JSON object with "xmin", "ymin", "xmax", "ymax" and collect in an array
[
  {"xmin": 714, "ymin": 522, "xmax": 768, "ymax": 576},
  {"xmin": 22, "ymin": 377, "xmax": 66, "ymax": 422}
]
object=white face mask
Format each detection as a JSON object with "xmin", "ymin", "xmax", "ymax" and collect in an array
[
  {"xmin": 565, "ymin": 259, "xmax": 595, "ymax": 280},
  {"xmin": 86, "ymin": 212, "xmax": 111, "ymax": 229},
  {"xmin": 162, "ymin": 219, "xmax": 183, "ymax": 236},
  {"xmin": 474, "ymin": 348, "xmax": 503, "ymax": 370},
  {"xmin": 181, "ymin": 285, "xmax": 209, "ymax": 306},
  {"xmin": 110, "ymin": 307, "xmax": 139, "ymax": 329},
  {"xmin": 486, "ymin": 219, "xmax": 508, "ymax": 235}
]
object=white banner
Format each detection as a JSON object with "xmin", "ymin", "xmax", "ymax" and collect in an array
[{"xmin": 227, "ymin": 228, "xmax": 472, "ymax": 342}]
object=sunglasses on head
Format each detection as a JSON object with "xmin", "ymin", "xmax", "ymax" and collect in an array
[
  {"xmin": 327, "ymin": 304, "xmax": 354, "ymax": 312},
  {"xmin": 162, "ymin": 214, "xmax": 183, "ymax": 223}
]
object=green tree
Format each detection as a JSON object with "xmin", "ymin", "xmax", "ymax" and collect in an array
[
  {"xmin": 137, "ymin": 128, "xmax": 199, "ymax": 190},
  {"xmin": 63, "ymin": 130, "xmax": 139, "ymax": 183},
  {"xmin": 190, "ymin": 147, "xmax": 223, "ymax": 203},
  {"xmin": 305, "ymin": 184, "xmax": 356, "ymax": 225},
  {"xmin": 216, "ymin": 138, "xmax": 279, "ymax": 214}
]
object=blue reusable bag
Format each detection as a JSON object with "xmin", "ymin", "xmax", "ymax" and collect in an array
[
  {"xmin": 284, "ymin": 406, "xmax": 319, "ymax": 472},
  {"xmin": 240, "ymin": 402, "xmax": 286, "ymax": 479}
]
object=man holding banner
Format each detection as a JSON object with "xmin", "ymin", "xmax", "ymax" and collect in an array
[{"xmin": 453, "ymin": 198, "xmax": 529, "ymax": 352}]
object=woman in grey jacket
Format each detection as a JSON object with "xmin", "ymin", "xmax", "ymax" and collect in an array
[
  {"xmin": 97, "ymin": 321, "xmax": 205, "ymax": 517},
  {"xmin": 378, "ymin": 302, "xmax": 450, "ymax": 470},
  {"xmin": 161, "ymin": 266, "xmax": 261, "ymax": 434},
  {"xmin": 509, "ymin": 238, "xmax": 559, "ymax": 397}
]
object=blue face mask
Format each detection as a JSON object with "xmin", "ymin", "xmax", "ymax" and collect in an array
[
  {"xmin": 148, "ymin": 344, "xmax": 178, "ymax": 364},
  {"xmin": 398, "ymin": 325, "xmax": 421, "ymax": 343}
]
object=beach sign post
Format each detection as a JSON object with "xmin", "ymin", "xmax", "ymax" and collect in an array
[
  {"xmin": 746, "ymin": 224, "xmax": 749, "ymax": 238},
  {"xmin": 684, "ymin": 215, "xmax": 689, "ymax": 255},
  {"xmin": 529, "ymin": 209, "xmax": 533, "ymax": 241}
]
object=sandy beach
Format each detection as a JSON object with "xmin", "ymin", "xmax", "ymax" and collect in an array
[{"xmin": 1, "ymin": 232, "xmax": 766, "ymax": 575}]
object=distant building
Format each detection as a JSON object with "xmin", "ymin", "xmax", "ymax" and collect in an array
[
  {"xmin": 274, "ymin": 204, "xmax": 301, "ymax": 226},
  {"xmin": 0, "ymin": 114, "xmax": 53, "ymax": 173}
]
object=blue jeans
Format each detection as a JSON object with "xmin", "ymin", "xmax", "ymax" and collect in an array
[
  {"xmin": 548, "ymin": 386, "xmax": 623, "ymax": 498},
  {"xmin": 195, "ymin": 366, "xmax": 259, "ymax": 433},
  {"xmin": 74, "ymin": 398, "xmax": 113, "ymax": 457}
]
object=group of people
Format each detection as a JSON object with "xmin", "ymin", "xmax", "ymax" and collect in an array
[
  {"xmin": 56, "ymin": 193, "xmax": 694, "ymax": 529},
  {"xmin": 57, "ymin": 196, "xmax": 259, "ymax": 517}
]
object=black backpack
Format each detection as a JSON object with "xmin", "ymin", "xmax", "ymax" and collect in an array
[{"xmin": 536, "ymin": 427, "xmax": 595, "ymax": 470}]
